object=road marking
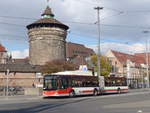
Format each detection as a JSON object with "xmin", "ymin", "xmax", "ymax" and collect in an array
[{"xmin": 137, "ymin": 110, "xmax": 143, "ymax": 113}]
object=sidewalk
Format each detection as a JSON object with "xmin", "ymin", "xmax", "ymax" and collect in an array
[
  {"xmin": 0, "ymin": 95, "xmax": 42, "ymax": 102},
  {"xmin": 0, "ymin": 95, "xmax": 44, "ymax": 105},
  {"xmin": 129, "ymin": 88, "xmax": 150, "ymax": 93}
]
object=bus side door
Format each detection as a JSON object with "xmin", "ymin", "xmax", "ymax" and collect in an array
[{"xmin": 58, "ymin": 79, "xmax": 69, "ymax": 95}]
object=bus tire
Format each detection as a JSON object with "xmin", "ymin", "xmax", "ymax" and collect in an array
[
  {"xmin": 117, "ymin": 88, "xmax": 121, "ymax": 94},
  {"xmin": 69, "ymin": 91, "xmax": 75, "ymax": 97},
  {"xmin": 93, "ymin": 89, "xmax": 98, "ymax": 96}
]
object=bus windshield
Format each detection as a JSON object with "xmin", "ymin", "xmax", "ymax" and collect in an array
[{"xmin": 43, "ymin": 78, "xmax": 58, "ymax": 90}]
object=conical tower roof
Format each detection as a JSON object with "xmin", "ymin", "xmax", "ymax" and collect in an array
[
  {"xmin": 41, "ymin": 6, "xmax": 54, "ymax": 17},
  {"xmin": 27, "ymin": 6, "xmax": 69, "ymax": 30}
]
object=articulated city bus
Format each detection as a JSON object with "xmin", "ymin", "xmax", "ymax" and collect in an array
[{"xmin": 43, "ymin": 71, "xmax": 128, "ymax": 97}]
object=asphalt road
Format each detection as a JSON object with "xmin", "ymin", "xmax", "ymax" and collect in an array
[{"xmin": 0, "ymin": 92, "xmax": 150, "ymax": 113}]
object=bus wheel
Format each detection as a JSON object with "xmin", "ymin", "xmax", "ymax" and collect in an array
[
  {"xmin": 69, "ymin": 91, "xmax": 75, "ymax": 97},
  {"xmin": 93, "ymin": 90, "xmax": 98, "ymax": 96}
]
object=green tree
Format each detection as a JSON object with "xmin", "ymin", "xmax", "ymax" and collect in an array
[
  {"xmin": 91, "ymin": 55, "xmax": 111, "ymax": 77},
  {"xmin": 41, "ymin": 60, "xmax": 76, "ymax": 74}
]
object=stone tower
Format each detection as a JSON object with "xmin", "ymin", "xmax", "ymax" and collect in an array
[{"xmin": 26, "ymin": 6, "xmax": 69, "ymax": 65}]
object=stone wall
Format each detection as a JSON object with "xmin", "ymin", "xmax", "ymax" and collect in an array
[
  {"xmin": 0, "ymin": 72, "xmax": 43, "ymax": 88},
  {"xmin": 28, "ymin": 27, "xmax": 67, "ymax": 65}
]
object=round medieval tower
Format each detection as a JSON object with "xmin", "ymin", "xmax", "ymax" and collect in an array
[{"xmin": 27, "ymin": 6, "xmax": 69, "ymax": 65}]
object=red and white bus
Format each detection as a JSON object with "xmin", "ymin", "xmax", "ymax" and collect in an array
[
  {"xmin": 102, "ymin": 76, "xmax": 128, "ymax": 94},
  {"xmin": 43, "ymin": 71, "xmax": 128, "ymax": 97}
]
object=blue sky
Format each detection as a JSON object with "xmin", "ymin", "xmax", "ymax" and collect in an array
[{"xmin": 0, "ymin": 0, "xmax": 150, "ymax": 58}]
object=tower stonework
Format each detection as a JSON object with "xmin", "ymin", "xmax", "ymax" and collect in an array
[{"xmin": 27, "ymin": 6, "xmax": 69, "ymax": 65}]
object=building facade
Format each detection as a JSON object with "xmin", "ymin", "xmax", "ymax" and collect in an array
[
  {"xmin": 27, "ymin": 6, "xmax": 69, "ymax": 65},
  {"xmin": 0, "ymin": 59, "xmax": 43, "ymax": 95},
  {"xmin": 106, "ymin": 49, "xmax": 148, "ymax": 88},
  {"xmin": 0, "ymin": 63, "xmax": 42, "ymax": 87},
  {"xmin": 0, "ymin": 44, "xmax": 7, "ymax": 64}
]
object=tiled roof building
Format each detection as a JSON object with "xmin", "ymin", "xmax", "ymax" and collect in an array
[
  {"xmin": 106, "ymin": 50, "xmax": 150, "ymax": 88},
  {"xmin": 106, "ymin": 49, "xmax": 147, "ymax": 76},
  {"xmin": 135, "ymin": 53, "xmax": 150, "ymax": 64},
  {"xmin": 66, "ymin": 42, "xmax": 95, "ymax": 66},
  {"xmin": 0, "ymin": 44, "xmax": 42, "ymax": 91},
  {"xmin": 0, "ymin": 44, "xmax": 6, "ymax": 52},
  {"xmin": 0, "ymin": 57, "xmax": 43, "ymax": 93},
  {"xmin": 106, "ymin": 49, "xmax": 148, "ymax": 88},
  {"xmin": 0, "ymin": 44, "xmax": 7, "ymax": 64},
  {"xmin": 111, "ymin": 50, "xmax": 146, "ymax": 66}
]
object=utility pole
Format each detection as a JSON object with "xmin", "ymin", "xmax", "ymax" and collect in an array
[
  {"xmin": 146, "ymin": 40, "xmax": 149, "ymax": 88},
  {"xmin": 94, "ymin": 7, "xmax": 103, "ymax": 86},
  {"xmin": 6, "ymin": 69, "xmax": 9, "ymax": 98},
  {"xmin": 47, "ymin": 0, "xmax": 49, "ymax": 4},
  {"xmin": 143, "ymin": 30, "xmax": 149, "ymax": 88},
  {"xmin": 47, "ymin": 0, "xmax": 50, "ymax": 7}
]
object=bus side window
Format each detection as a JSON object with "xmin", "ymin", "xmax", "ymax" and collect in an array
[
  {"xmin": 82, "ymin": 81, "xmax": 86, "ymax": 87},
  {"xmin": 112, "ymin": 80, "xmax": 115, "ymax": 86},
  {"xmin": 72, "ymin": 80, "xmax": 76, "ymax": 87},
  {"xmin": 60, "ymin": 79, "xmax": 68, "ymax": 89},
  {"xmin": 71, "ymin": 79, "xmax": 83, "ymax": 87}
]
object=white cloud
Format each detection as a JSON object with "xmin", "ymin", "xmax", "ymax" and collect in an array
[
  {"xmin": 1, "ymin": 0, "xmax": 150, "ymax": 53},
  {"xmin": 52, "ymin": 0, "xmax": 150, "ymax": 42},
  {"xmin": 87, "ymin": 42, "xmax": 146, "ymax": 55},
  {"xmin": 10, "ymin": 49, "xmax": 29, "ymax": 58}
]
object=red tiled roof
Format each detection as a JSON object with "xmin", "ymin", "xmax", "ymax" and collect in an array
[
  {"xmin": 111, "ymin": 50, "xmax": 146, "ymax": 64},
  {"xmin": 0, "ymin": 44, "xmax": 6, "ymax": 52},
  {"xmin": 135, "ymin": 53, "xmax": 149, "ymax": 58},
  {"xmin": 66, "ymin": 42, "xmax": 95, "ymax": 58},
  {"xmin": 135, "ymin": 53, "xmax": 150, "ymax": 64}
]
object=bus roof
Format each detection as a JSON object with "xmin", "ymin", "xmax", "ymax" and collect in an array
[
  {"xmin": 51, "ymin": 70, "xmax": 94, "ymax": 76},
  {"xmin": 44, "ymin": 74, "xmax": 98, "ymax": 81}
]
